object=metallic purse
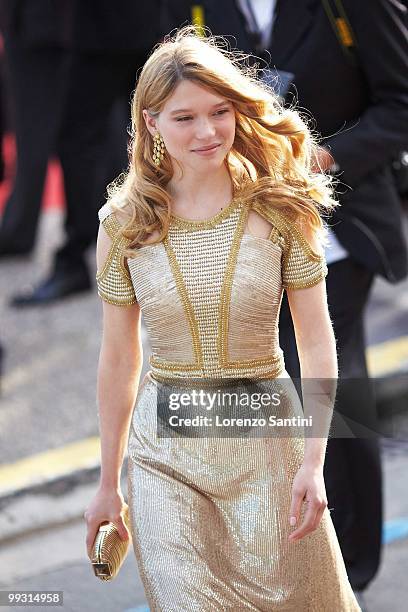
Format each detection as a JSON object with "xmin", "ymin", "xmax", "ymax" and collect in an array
[{"xmin": 90, "ymin": 505, "xmax": 131, "ymax": 580}]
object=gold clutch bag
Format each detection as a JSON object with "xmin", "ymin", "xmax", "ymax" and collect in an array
[{"xmin": 90, "ymin": 505, "xmax": 131, "ymax": 580}]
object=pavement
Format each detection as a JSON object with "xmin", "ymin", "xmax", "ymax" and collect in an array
[{"xmin": 0, "ymin": 206, "xmax": 407, "ymax": 611}]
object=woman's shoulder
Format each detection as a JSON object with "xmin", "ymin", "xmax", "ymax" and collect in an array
[
  {"xmin": 98, "ymin": 201, "xmax": 132, "ymax": 241},
  {"xmin": 249, "ymin": 199, "xmax": 325, "ymax": 257},
  {"xmin": 249, "ymin": 200, "xmax": 294, "ymax": 236},
  {"xmin": 98, "ymin": 202, "xmax": 113, "ymax": 223},
  {"xmin": 96, "ymin": 202, "xmax": 137, "ymax": 306}
]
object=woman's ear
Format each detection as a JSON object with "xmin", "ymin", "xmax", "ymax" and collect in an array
[{"xmin": 142, "ymin": 109, "xmax": 157, "ymax": 137}]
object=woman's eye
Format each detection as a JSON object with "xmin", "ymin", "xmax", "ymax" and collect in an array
[{"xmin": 175, "ymin": 109, "xmax": 230, "ymax": 122}]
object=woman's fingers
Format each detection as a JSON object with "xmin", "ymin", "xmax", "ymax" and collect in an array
[
  {"xmin": 115, "ymin": 512, "xmax": 130, "ymax": 542},
  {"xmin": 289, "ymin": 485, "xmax": 305, "ymax": 530},
  {"xmin": 85, "ymin": 518, "xmax": 103, "ymax": 559},
  {"xmin": 312, "ymin": 498, "xmax": 328, "ymax": 531},
  {"xmin": 289, "ymin": 497, "xmax": 327, "ymax": 542},
  {"xmin": 84, "ymin": 508, "xmax": 130, "ymax": 558},
  {"xmin": 289, "ymin": 500, "xmax": 318, "ymax": 542}
]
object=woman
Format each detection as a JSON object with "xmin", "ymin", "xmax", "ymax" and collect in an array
[{"xmin": 84, "ymin": 26, "xmax": 360, "ymax": 611}]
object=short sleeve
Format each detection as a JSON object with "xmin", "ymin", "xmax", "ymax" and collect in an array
[
  {"xmin": 280, "ymin": 222, "xmax": 328, "ymax": 290},
  {"xmin": 251, "ymin": 201, "xmax": 328, "ymax": 290},
  {"xmin": 95, "ymin": 203, "xmax": 137, "ymax": 306}
]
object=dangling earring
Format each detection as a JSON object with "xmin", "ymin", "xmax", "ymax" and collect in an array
[{"xmin": 153, "ymin": 131, "xmax": 165, "ymax": 167}]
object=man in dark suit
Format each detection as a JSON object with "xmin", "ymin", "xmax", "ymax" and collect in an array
[
  {"xmin": 269, "ymin": 1, "xmax": 408, "ymax": 597},
  {"xmin": 9, "ymin": 0, "xmax": 161, "ymax": 305},
  {"xmin": 162, "ymin": 0, "xmax": 408, "ymax": 602},
  {"xmin": 0, "ymin": 0, "xmax": 73, "ymax": 256}
]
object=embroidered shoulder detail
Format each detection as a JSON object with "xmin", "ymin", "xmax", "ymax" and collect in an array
[
  {"xmin": 96, "ymin": 204, "xmax": 137, "ymax": 306},
  {"xmin": 98, "ymin": 203, "xmax": 123, "ymax": 240},
  {"xmin": 98, "ymin": 202, "xmax": 113, "ymax": 223},
  {"xmin": 268, "ymin": 224, "xmax": 285, "ymax": 248},
  {"xmin": 251, "ymin": 201, "xmax": 328, "ymax": 289}
]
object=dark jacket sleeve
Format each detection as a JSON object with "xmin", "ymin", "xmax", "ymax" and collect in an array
[{"xmin": 325, "ymin": 0, "xmax": 408, "ymax": 186}]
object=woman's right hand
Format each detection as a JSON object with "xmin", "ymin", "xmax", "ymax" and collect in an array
[{"xmin": 84, "ymin": 486, "xmax": 130, "ymax": 558}]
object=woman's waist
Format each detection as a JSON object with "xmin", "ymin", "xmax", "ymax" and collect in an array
[{"xmin": 148, "ymin": 352, "xmax": 286, "ymax": 388}]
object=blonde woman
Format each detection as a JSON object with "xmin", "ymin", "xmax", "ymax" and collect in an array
[{"xmin": 84, "ymin": 27, "xmax": 360, "ymax": 611}]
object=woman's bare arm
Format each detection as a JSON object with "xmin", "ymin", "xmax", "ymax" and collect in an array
[
  {"xmin": 95, "ymin": 223, "xmax": 143, "ymax": 489},
  {"xmin": 285, "ymin": 277, "xmax": 337, "ymax": 542},
  {"xmin": 84, "ymin": 224, "xmax": 142, "ymax": 556},
  {"xmin": 284, "ymin": 226, "xmax": 338, "ymax": 542},
  {"xmin": 286, "ymin": 279, "xmax": 338, "ymax": 466},
  {"xmin": 97, "ymin": 300, "xmax": 142, "ymax": 489}
]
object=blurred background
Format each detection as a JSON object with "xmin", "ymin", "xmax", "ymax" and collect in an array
[{"xmin": 0, "ymin": 1, "xmax": 407, "ymax": 611}]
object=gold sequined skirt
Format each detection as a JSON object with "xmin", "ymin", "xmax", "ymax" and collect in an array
[{"xmin": 127, "ymin": 371, "xmax": 360, "ymax": 612}]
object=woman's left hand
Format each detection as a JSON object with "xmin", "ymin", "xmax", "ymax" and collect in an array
[{"xmin": 288, "ymin": 463, "xmax": 328, "ymax": 542}]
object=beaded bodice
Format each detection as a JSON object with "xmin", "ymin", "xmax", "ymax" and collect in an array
[{"xmin": 96, "ymin": 198, "xmax": 328, "ymax": 382}]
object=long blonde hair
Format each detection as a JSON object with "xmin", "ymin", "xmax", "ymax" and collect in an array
[{"xmin": 108, "ymin": 26, "xmax": 338, "ymax": 255}]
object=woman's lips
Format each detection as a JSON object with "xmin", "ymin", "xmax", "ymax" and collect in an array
[{"xmin": 192, "ymin": 144, "xmax": 221, "ymax": 155}]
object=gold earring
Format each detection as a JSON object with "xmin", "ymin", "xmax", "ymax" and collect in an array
[{"xmin": 153, "ymin": 132, "xmax": 165, "ymax": 166}]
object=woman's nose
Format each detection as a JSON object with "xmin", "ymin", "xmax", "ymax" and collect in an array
[{"xmin": 195, "ymin": 118, "xmax": 216, "ymax": 139}]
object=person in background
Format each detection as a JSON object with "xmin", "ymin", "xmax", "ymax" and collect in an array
[
  {"xmin": 162, "ymin": 2, "xmax": 408, "ymax": 610},
  {"xmin": 0, "ymin": 0, "xmax": 73, "ymax": 256},
  {"xmin": 272, "ymin": 5, "xmax": 408, "ymax": 607},
  {"xmin": 9, "ymin": 0, "xmax": 161, "ymax": 306}
]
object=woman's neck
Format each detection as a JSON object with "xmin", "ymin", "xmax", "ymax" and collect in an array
[{"xmin": 167, "ymin": 163, "xmax": 233, "ymax": 212}]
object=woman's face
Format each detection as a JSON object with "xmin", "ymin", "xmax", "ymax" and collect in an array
[{"xmin": 143, "ymin": 79, "xmax": 236, "ymax": 175}]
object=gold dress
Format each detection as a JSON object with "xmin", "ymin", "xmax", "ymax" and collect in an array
[{"xmin": 96, "ymin": 197, "xmax": 360, "ymax": 612}]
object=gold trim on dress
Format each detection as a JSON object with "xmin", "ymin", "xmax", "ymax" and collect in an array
[
  {"xmin": 218, "ymin": 202, "xmax": 285, "ymax": 375},
  {"xmin": 149, "ymin": 365, "xmax": 286, "ymax": 387},
  {"xmin": 252, "ymin": 201, "xmax": 324, "ymax": 259},
  {"xmin": 218, "ymin": 202, "xmax": 248, "ymax": 366},
  {"xmin": 169, "ymin": 196, "xmax": 242, "ymax": 230},
  {"xmin": 161, "ymin": 235, "xmax": 204, "ymax": 369},
  {"xmin": 251, "ymin": 200, "xmax": 328, "ymax": 290},
  {"xmin": 146, "ymin": 200, "xmax": 287, "ymax": 379},
  {"xmin": 95, "ymin": 208, "xmax": 137, "ymax": 306}
]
